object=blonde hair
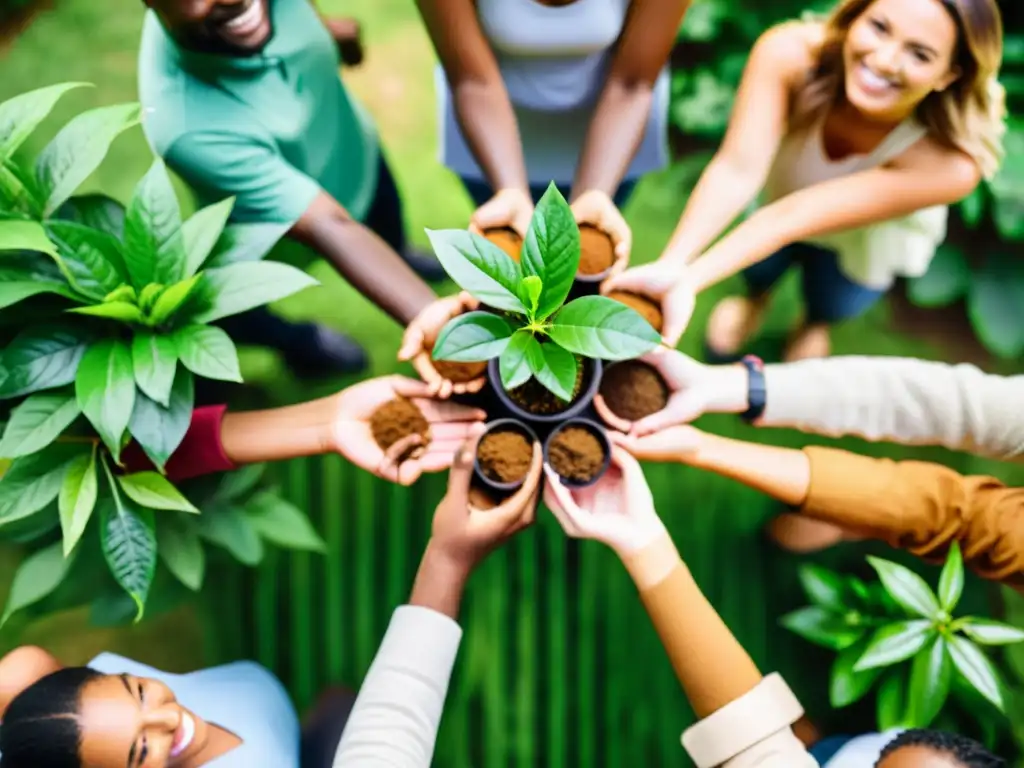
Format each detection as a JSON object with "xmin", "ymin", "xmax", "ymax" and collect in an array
[{"xmin": 793, "ymin": 0, "xmax": 1006, "ymax": 178}]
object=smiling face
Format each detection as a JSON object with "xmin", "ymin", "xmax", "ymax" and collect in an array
[
  {"xmin": 148, "ymin": 0, "xmax": 273, "ymax": 56},
  {"xmin": 842, "ymin": 0, "xmax": 961, "ymax": 121},
  {"xmin": 76, "ymin": 674, "xmax": 210, "ymax": 768}
]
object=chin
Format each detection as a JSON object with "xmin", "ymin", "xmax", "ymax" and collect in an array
[{"xmin": 843, "ymin": 73, "xmax": 904, "ymax": 120}]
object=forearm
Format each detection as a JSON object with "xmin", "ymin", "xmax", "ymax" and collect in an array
[
  {"xmin": 689, "ymin": 431, "xmax": 811, "ymax": 507},
  {"xmin": 219, "ymin": 395, "xmax": 337, "ymax": 466},
  {"xmin": 408, "ymin": 544, "xmax": 470, "ymax": 621},
  {"xmin": 452, "ymin": 80, "xmax": 529, "ymax": 192},
  {"xmin": 570, "ymin": 80, "xmax": 654, "ymax": 199},
  {"xmin": 685, "ymin": 203, "xmax": 790, "ymax": 292}
]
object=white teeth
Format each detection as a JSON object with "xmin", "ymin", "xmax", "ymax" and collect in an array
[
  {"xmin": 170, "ymin": 712, "xmax": 196, "ymax": 758},
  {"xmin": 224, "ymin": 0, "xmax": 263, "ymax": 34},
  {"xmin": 858, "ymin": 64, "xmax": 896, "ymax": 92}
]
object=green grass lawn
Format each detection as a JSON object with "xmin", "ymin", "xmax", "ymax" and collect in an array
[{"xmin": 3, "ymin": 1, "xmax": 1024, "ymax": 764}]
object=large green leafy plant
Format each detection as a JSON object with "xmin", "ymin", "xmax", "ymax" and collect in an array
[
  {"xmin": 427, "ymin": 184, "xmax": 661, "ymax": 402},
  {"xmin": 781, "ymin": 544, "xmax": 1024, "ymax": 734},
  {"xmin": 0, "ymin": 82, "xmax": 322, "ymax": 624}
]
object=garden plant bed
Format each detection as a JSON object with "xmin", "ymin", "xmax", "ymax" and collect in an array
[{"xmin": 599, "ymin": 360, "xmax": 669, "ymax": 423}]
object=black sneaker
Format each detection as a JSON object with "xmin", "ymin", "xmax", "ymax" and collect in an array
[
  {"xmin": 283, "ymin": 323, "xmax": 370, "ymax": 378},
  {"xmin": 401, "ymin": 246, "xmax": 448, "ymax": 283}
]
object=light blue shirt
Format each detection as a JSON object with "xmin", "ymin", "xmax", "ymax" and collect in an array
[
  {"xmin": 90, "ymin": 653, "xmax": 300, "ymax": 767},
  {"xmin": 824, "ymin": 729, "xmax": 905, "ymax": 767}
]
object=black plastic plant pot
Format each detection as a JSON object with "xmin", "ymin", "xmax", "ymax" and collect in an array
[
  {"xmin": 566, "ymin": 269, "xmax": 610, "ymax": 301},
  {"xmin": 543, "ymin": 418, "xmax": 612, "ymax": 489},
  {"xmin": 486, "ymin": 356, "xmax": 603, "ymax": 426},
  {"xmin": 472, "ymin": 418, "xmax": 541, "ymax": 494}
]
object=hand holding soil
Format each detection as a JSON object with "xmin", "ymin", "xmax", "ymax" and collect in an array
[
  {"xmin": 483, "ymin": 227, "xmax": 523, "ymax": 262},
  {"xmin": 332, "ymin": 375, "xmax": 487, "ymax": 486},
  {"xmin": 470, "ymin": 188, "xmax": 534, "ymax": 239},
  {"xmin": 543, "ymin": 444, "xmax": 666, "ymax": 556},
  {"xmin": 594, "ymin": 357, "xmax": 671, "ymax": 433},
  {"xmin": 601, "ymin": 262, "xmax": 698, "ymax": 346},
  {"xmin": 429, "ymin": 429, "xmax": 544, "ymax": 573},
  {"xmin": 571, "ymin": 190, "xmax": 631, "ymax": 275},
  {"xmin": 612, "ymin": 425, "xmax": 704, "ymax": 464},
  {"xmin": 399, "ymin": 292, "xmax": 486, "ymax": 398}
]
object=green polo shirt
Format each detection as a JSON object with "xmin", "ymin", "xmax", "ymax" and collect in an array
[{"xmin": 137, "ymin": 0, "xmax": 379, "ymax": 226}]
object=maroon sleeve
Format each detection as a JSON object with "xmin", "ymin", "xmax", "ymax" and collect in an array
[{"xmin": 122, "ymin": 405, "xmax": 237, "ymax": 482}]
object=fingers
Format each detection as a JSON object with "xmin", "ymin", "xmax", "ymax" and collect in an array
[
  {"xmin": 419, "ymin": 421, "xmax": 485, "ymax": 474},
  {"xmin": 444, "ymin": 429, "xmax": 485, "ymax": 507},
  {"xmin": 593, "ymin": 394, "xmax": 632, "ymax": 434},
  {"xmin": 414, "ymin": 398, "xmax": 488, "ymax": 424},
  {"xmin": 378, "ymin": 434, "xmax": 425, "ymax": 485},
  {"xmin": 609, "ymin": 443, "xmax": 642, "ymax": 476},
  {"xmin": 630, "ymin": 405, "xmax": 682, "ymax": 437},
  {"xmin": 542, "ymin": 466, "xmax": 585, "ymax": 537},
  {"xmin": 452, "ymin": 376, "xmax": 488, "ymax": 396},
  {"xmin": 600, "ymin": 267, "xmax": 647, "ymax": 296},
  {"xmin": 660, "ymin": 287, "xmax": 694, "ymax": 349},
  {"xmin": 397, "ymin": 326, "xmax": 424, "ymax": 362},
  {"xmin": 488, "ymin": 443, "xmax": 543, "ymax": 529}
]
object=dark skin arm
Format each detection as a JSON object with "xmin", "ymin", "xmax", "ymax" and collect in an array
[
  {"xmin": 570, "ymin": 0, "xmax": 692, "ymax": 199},
  {"xmin": 289, "ymin": 193, "xmax": 437, "ymax": 325},
  {"xmin": 413, "ymin": 0, "xmax": 529, "ymax": 193}
]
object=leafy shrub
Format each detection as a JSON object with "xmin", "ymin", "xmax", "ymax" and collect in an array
[
  {"xmin": 781, "ymin": 544, "xmax": 1024, "ymax": 734},
  {"xmin": 427, "ymin": 184, "xmax": 661, "ymax": 401},
  {"xmin": 0, "ymin": 83, "xmax": 322, "ymax": 625}
]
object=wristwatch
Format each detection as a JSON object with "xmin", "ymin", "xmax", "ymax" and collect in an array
[{"xmin": 739, "ymin": 354, "xmax": 766, "ymax": 423}]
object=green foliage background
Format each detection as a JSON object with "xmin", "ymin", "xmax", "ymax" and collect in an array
[{"xmin": 1, "ymin": 0, "xmax": 1023, "ymax": 765}]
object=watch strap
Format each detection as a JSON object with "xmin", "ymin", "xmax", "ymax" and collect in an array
[{"xmin": 740, "ymin": 354, "xmax": 766, "ymax": 423}]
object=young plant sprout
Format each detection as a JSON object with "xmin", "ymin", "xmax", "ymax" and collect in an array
[{"xmin": 426, "ymin": 183, "xmax": 662, "ymax": 403}]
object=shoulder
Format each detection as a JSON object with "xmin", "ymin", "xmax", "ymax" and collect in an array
[
  {"xmin": 893, "ymin": 136, "xmax": 983, "ymax": 196},
  {"xmin": 750, "ymin": 21, "xmax": 821, "ymax": 80},
  {"xmin": 0, "ymin": 646, "xmax": 62, "ymax": 716}
]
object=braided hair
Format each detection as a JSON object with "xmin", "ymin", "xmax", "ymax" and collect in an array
[{"xmin": 878, "ymin": 728, "xmax": 1006, "ymax": 768}]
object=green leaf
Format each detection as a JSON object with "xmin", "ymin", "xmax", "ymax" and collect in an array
[
  {"xmin": 117, "ymin": 472, "xmax": 198, "ymax": 513},
  {"xmin": 75, "ymin": 339, "xmax": 135, "ymax": 462},
  {"xmin": 854, "ymin": 621, "xmax": 933, "ymax": 671},
  {"xmin": 128, "ymin": 369, "xmax": 194, "ymax": 471},
  {"xmin": 948, "ymin": 634, "xmax": 1004, "ymax": 711},
  {"xmin": 123, "ymin": 159, "xmax": 185, "ymax": 288},
  {"xmin": 58, "ymin": 447, "xmax": 97, "ymax": 556},
  {"xmin": 830, "ymin": 637, "xmax": 884, "ymax": 708},
  {"xmin": 876, "ymin": 669, "xmax": 909, "ymax": 730},
  {"xmin": 424, "ymin": 228, "xmax": 527, "ymax": 314},
  {"xmin": 799, "ymin": 563, "xmax": 850, "ymax": 612},
  {"xmin": 549, "ymin": 295, "xmax": 661, "ymax": 360},
  {"xmin": 967, "ymin": 250, "xmax": 1024, "ymax": 359},
  {"xmin": 35, "ymin": 102, "xmax": 141, "ymax": 216},
  {"xmin": 532, "ymin": 342, "xmax": 577, "ymax": 402},
  {"xmin": 131, "ymin": 332, "xmax": 177, "ymax": 407},
  {"xmin": 0, "ymin": 445, "xmax": 79, "ymax": 525},
  {"xmin": 99, "ymin": 466, "xmax": 157, "ymax": 621},
  {"xmin": 906, "ymin": 243, "xmax": 969, "ymax": 308},
  {"xmin": 522, "ymin": 275, "xmax": 543, "ymax": 315},
  {"xmin": 57, "ymin": 193, "xmax": 126, "ymax": 238},
  {"xmin": 204, "ymin": 221, "xmax": 290, "ymax": 267},
  {"xmin": 958, "ymin": 185, "xmax": 986, "ymax": 228},
  {"xmin": 0, "ymin": 250, "xmax": 77, "ymax": 309},
  {"xmin": 158, "ymin": 516, "xmax": 205, "ymax": 591},
  {"xmin": 0, "ymin": 159, "xmax": 41, "ymax": 216},
  {"xmin": 0, "ymin": 281, "xmax": 68, "ymax": 309},
  {"xmin": 43, "ymin": 220, "xmax": 127, "ymax": 300},
  {"xmin": 0, "ymin": 324, "xmax": 93, "ymax": 400},
  {"xmin": 196, "ymin": 506, "xmax": 264, "ymax": 566},
  {"xmin": 104, "ymin": 284, "xmax": 136, "ymax": 304},
  {"xmin": 183, "ymin": 261, "xmax": 318, "ymax": 324},
  {"xmin": 521, "ymin": 183, "xmax": 580, "ymax": 319},
  {"xmin": 0, "ymin": 82, "xmax": 89, "ymax": 162},
  {"xmin": 182, "ymin": 197, "xmax": 235, "ymax": 276},
  {"xmin": 174, "ymin": 324, "xmax": 242, "ymax": 383},
  {"xmin": 0, "ymin": 391, "xmax": 80, "ymax": 458},
  {"xmin": 779, "ymin": 606, "xmax": 865, "ymax": 651},
  {"xmin": 148, "ymin": 273, "xmax": 202, "ymax": 326},
  {"xmin": 214, "ymin": 463, "xmax": 266, "ymax": 501},
  {"xmin": 499, "ymin": 330, "xmax": 542, "ymax": 391},
  {"xmin": 138, "ymin": 284, "xmax": 163, "ymax": 312},
  {"xmin": 959, "ymin": 619, "xmax": 1024, "ymax": 646},
  {"xmin": 432, "ymin": 311, "xmax": 514, "ymax": 363},
  {"xmin": 0, "ymin": 541, "xmax": 73, "ymax": 628},
  {"xmin": 937, "ymin": 541, "xmax": 964, "ymax": 613},
  {"xmin": 68, "ymin": 301, "xmax": 145, "ymax": 324},
  {"xmin": 0, "ymin": 219, "xmax": 59, "ymax": 257},
  {"xmin": 866, "ymin": 555, "xmax": 941, "ymax": 619},
  {"xmin": 906, "ymin": 636, "xmax": 952, "ymax": 727},
  {"xmin": 246, "ymin": 491, "xmax": 326, "ymax": 552}
]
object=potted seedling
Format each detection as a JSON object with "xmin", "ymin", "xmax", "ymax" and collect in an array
[
  {"xmin": 543, "ymin": 418, "xmax": 612, "ymax": 488},
  {"xmin": 473, "ymin": 418, "xmax": 540, "ymax": 493},
  {"xmin": 426, "ymin": 183, "xmax": 662, "ymax": 438}
]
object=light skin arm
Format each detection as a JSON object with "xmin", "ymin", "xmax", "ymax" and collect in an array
[
  {"xmin": 289, "ymin": 193, "xmax": 438, "ymax": 325},
  {"xmin": 413, "ymin": 0, "xmax": 528, "ymax": 194},
  {"xmin": 570, "ymin": 0, "xmax": 692, "ymax": 199}
]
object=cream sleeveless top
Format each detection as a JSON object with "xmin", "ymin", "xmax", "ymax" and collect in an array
[
  {"xmin": 763, "ymin": 116, "xmax": 949, "ymax": 289},
  {"xmin": 435, "ymin": 0, "xmax": 670, "ymax": 185}
]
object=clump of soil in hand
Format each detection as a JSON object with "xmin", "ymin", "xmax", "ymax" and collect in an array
[
  {"xmin": 432, "ymin": 358, "xmax": 487, "ymax": 383},
  {"xmin": 548, "ymin": 427, "xmax": 605, "ymax": 483},
  {"xmin": 508, "ymin": 359, "xmax": 586, "ymax": 415},
  {"xmin": 369, "ymin": 398, "xmax": 430, "ymax": 461},
  {"xmin": 599, "ymin": 361, "xmax": 669, "ymax": 422},
  {"xmin": 577, "ymin": 224, "xmax": 615, "ymax": 276},
  {"xmin": 608, "ymin": 291, "xmax": 663, "ymax": 333},
  {"xmin": 485, "ymin": 227, "xmax": 523, "ymax": 262},
  {"xmin": 477, "ymin": 428, "xmax": 534, "ymax": 484}
]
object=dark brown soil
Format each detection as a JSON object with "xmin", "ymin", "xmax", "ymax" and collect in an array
[
  {"xmin": 477, "ymin": 429, "xmax": 534, "ymax": 484},
  {"xmin": 484, "ymin": 227, "xmax": 523, "ymax": 262},
  {"xmin": 548, "ymin": 426, "xmax": 605, "ymax": 483},
  {"xmin": 369, "ymin": 398, "xmax": 430, "ymax": 461},
  {"xmin": 508, "ymin": 358, "xmax": 586, "ymax": 415},
  {"xmin": 599, "ymin": 361, "xmax": 669, "ymax": 422},
  {"xmin": 608, "ymin": 291, "xmax": 663, "ymax": 333},
  {"xmin": 432, "ymin": 357, "xmax": 487, "ymax": 383},
  {"xmin": 468, "ymin": 485, "xmax": 499, "ymax": 510},
  {"xmin": 578, "ymin": 224, "xmax": 615, "ymax": 276}
]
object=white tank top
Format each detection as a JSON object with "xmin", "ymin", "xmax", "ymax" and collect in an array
[
  {"xmin": 436, "ymin": 0, "xmax": 670, "ymax": 185},
  {"xmin": 763, "ymin": 116, "xmax": 949, "ymax": 289}
]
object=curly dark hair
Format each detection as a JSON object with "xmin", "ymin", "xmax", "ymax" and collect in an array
[
  {"xmin": 878, "ymin": 728, "xmax": 1005, "ymax": 768},
  {"xmin": 0, "ymin": 667, "xmax": 100, "ymax": 768}
]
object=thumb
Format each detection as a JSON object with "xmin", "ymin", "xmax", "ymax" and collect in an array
[
  {"xmin": 472, "ymin": 201, "xmax": 509, "ymax": 231},
  {"xmin": 398, "ymin": 326, "xmax": 424, "ymax": 361},
  {"xmin": 445, "ymin": 431, "xmax": 483, "ymax": 507},
  {"xmin": 630, "ymin": 406, "xmax": 682, "ymax": 437},
  {"xmin": 600, "ymin": 269, "xmax": 645, "ymax": 295}
]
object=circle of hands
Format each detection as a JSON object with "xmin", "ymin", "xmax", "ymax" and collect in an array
[{"xmin": 331, "ymin": 194, "xmax": 711, "ymax": 552}]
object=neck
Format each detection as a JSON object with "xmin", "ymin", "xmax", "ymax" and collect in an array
[{"xmin": 832, "ymin": 94, "xmax": 910, "ymax": 130}]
